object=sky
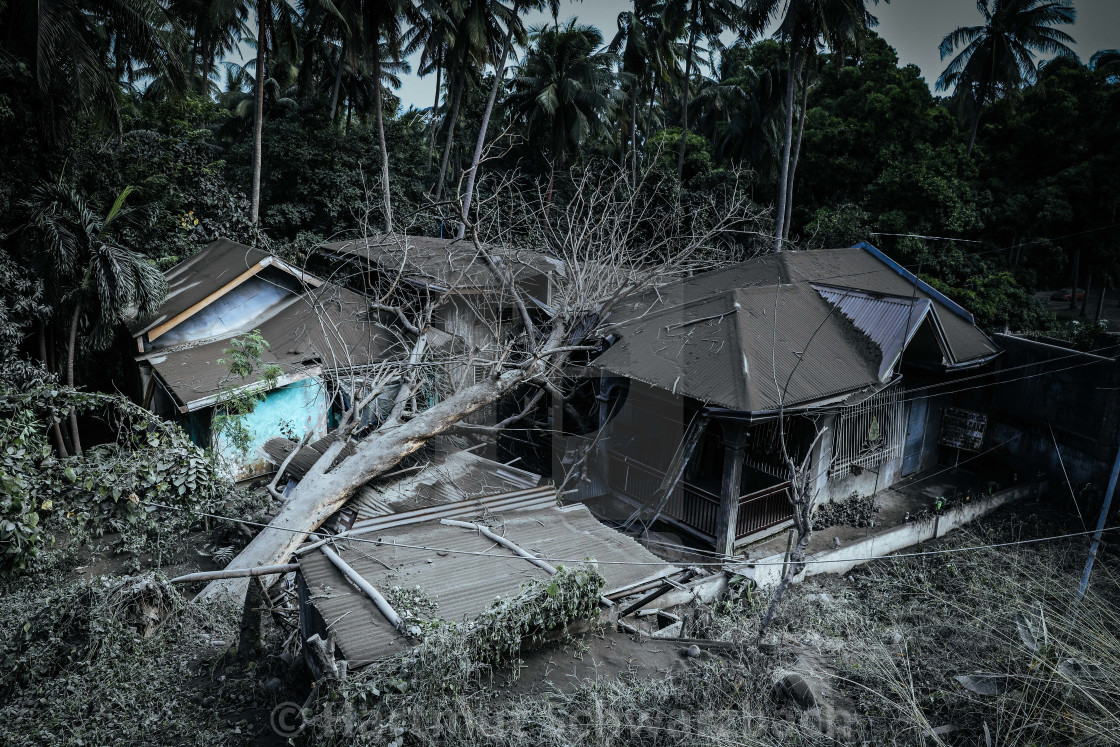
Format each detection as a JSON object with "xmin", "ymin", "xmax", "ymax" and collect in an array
[{"xmin": 391, "ymin": 0, "xmax": 1120, "ymax": 111}]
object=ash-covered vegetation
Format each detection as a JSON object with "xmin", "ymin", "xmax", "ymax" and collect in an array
[{"xmin": 1, "ymin": 0, "xmax": 1118, "ymax": 744}]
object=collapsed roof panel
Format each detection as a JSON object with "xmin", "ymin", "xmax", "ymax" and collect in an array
[
  {"xmin": 297, "ymin": 505, "xmax": 678, "ymax": 667},
  {"xmin": 143, "ymin": 281, "xmax": 402, "ymax": 410}
]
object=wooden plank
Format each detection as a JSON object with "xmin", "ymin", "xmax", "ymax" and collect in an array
[{"xmin": 147, "ymin": 262, "xmax": 266, "ymax": 342}]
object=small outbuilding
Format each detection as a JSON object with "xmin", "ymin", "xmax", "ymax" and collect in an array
[{"xmin": 129, "ymin": 239, "xmax": 406, "ymax": 478}]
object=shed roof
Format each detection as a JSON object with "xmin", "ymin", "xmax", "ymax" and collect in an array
[
  {"xmin": 146, "ymin": 285, "xmax": 402, "ymax": 410},
  {"xmin": 595, "ymin": 245, "xmax": 999, "ymax": 413},
  {"xmin": 297, "ymin": 505, "xmax": 676, "ymax": 666},
  {"xmin": 320, "ymin": 234, "xmax": 563, "ymax": 291},
  {"xmin": 129, "ymin": 238, "xmax": 316, "ymax": 338}
]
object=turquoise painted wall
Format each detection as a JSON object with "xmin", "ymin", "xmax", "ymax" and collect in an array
[{"xmin": 214, "ymin": 377, "xmax": 329, "ymax": 479}]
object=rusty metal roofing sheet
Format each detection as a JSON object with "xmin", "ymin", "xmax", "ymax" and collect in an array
[
  {"xmin": 321, "ymin": 234, "xmax": 561, "ymax": 291},
  {"xmin": 297, "ymin": 505, "xmax": 676, "ymax": 666}
]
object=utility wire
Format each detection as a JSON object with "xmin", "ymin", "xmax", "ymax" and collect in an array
[{"xmin": 140, "ymin": 498, "xmax": 1118, "ymax": 569}]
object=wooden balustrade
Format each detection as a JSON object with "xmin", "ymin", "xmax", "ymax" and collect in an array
[{"xmin": 607, "ymin": 450, "xmax": 792, "ymax": 543}]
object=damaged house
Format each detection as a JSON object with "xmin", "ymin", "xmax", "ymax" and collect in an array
[
  {"xmin": 129, "ymin": 239, "xmax": 409, "ymax": 479},
  {"xmin": 586, "ymin": 243, "xmax": 1001, "ymax": 555}
]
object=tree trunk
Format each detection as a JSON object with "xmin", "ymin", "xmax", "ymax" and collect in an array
[
  {"xmin": 250, "ymin": 0, "xmax": 268, "ymax": 233},
  {"xmin": 966, "ymin": 108, "xmax": 981, "ymax": 157},
  {"xmin": 196, "ymin": 363, "xmax": 557, "ymax": 605},
  {"xmin": 459, "ymin": 18, "xmax": 518, "ymax": 239},
  {"xmin": 782, "ymin": 62, "xmax": 810, "ymax": 241},
  {"xmin": 774, "ymin": 45, "xmax": 801, "ymax": 253},
  {"xmin": 1069, "ymin": 249, "xmax": 1080, "ymax": 311},
  {"xmin": 371, "ymin": 34, "xmax": 394, "ymax": 233},
  {"xmin": 66, "ymin": 304, "xmax": 82, "ymax": 456},
  {"xmin": 427, "ymin": 60, "xmax": 442, "ymax": 173},
  {"xmin": 630, "ymin": 83, "xmax": 639, "ymax": 186},
  {"xmin": 329, "ymin": 41, "xmax": 345, "ymax": 123},
  {"xmin": 1080, "ymin": 272, "xmax": 1093, "ymax": 317},
  {"xmin": 40, "ymin": 325, "xmax": 68, "ymax": 458},
  {"xmin": 676, "ymin": 6, "xmax": 698, "ymax": 181},
  {"xmin": 435, "ymin": 71, "xmax": 465, "ymax": 201}
]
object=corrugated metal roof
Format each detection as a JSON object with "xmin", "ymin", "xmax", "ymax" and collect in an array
[
  {"xmin": 351, "ymin": 448, "xmax": 540, "ymax": 519},
  {"xmin": 129, "ymin": 239, "xmax": 272, "ymax": 337},
  {"xmin": 595, "ymin": 283, "xmax": 883, "ymax": 413},
  {"xmin": 610, "ymin": 247, "xmax": 999, "ymax": 367},
  {"xmin": 813, "ymin": 285, "xmax": 933, "ymax": 379},
  {"xmin": 297, "ymin": 505, "xmax": 676, "ymax": 666},
  {"xmin": 321, "ymin": 234, "xmax": 562, "ymax": 292}
]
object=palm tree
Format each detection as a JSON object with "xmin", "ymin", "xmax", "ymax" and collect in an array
[
  {"xmin": 745, "ymin": 0, "xmax": 885, "ymax": 251},
  {"xmin": 19, "ymin": 185, "xmax": 167, "ymax": 455},
  {"xmin": 609, "ymin": 1, "xmax": 664, "ymax": 186},
  {"xmin": 433, "ymin": 0, "xmax": 507, "ymax": 202},
  {"xmin": 406, "ymin": 0, "xmax": 459, "ymax": 171},
  {"xmin": 665, "ymin": 0, "xmax": 743, "ymax": 181},
  {"xmin": 508, "ymin": 20, "xmax": 621, "ymax": 207},
  {"xmin": 937, "ymin": 0, "xmax": 1077, "ymax": 157},
  {"xmin": 0, "ymin": 0, "xmax": 181, "ymax": 145},
  {"xmin": 357, "ymin": 0, "xmax": 422, "ymax": 233},
  {"xmin": 458, "ymin": 0, "xmax": 562, "ymax": 238}
]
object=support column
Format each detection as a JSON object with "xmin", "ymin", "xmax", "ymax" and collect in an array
[{"xmin": 715, "ymin": 423, "xmax": 748, "ymax": 557}]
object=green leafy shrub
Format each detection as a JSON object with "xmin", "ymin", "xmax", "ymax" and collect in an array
[{"xmin": 0, "ymin": 409, "xmax": 50, "ymax": 577}]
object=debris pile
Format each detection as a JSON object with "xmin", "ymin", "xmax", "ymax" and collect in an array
[{"xmin": 811, "ymin": 494, "xmax": 880, "ymax": 531}]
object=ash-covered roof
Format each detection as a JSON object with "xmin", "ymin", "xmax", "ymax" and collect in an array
[
  {"xmin": 297, "ymin": 505, "xmax": 677, "ymax": 667},
  {"xmin": 320, "ymin": 234, "xmax": 563, "ymax": 292},
  {"xmin": 596, "ymin": 245, "xmax": 999, "ymax": 413},
  {"xmin": 263, "ymin": 435, "xmax": 542, "ymax": 519},
  {"xmin": 137, "ymin": 242, "xmax": 409, "ymax": 410},
  {"xmin": 129, "ymin": 238, "xmax": 315, "ymax": 338}
]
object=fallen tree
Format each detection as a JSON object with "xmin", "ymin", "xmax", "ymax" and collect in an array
[{"xmin": 198, "ymin": 163, "xmax": 766, "ymax": 605}]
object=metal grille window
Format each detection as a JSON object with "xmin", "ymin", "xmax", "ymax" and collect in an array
[{"xmin": 830, "ymin": 385, "xmax": 906, "ymax": 475}]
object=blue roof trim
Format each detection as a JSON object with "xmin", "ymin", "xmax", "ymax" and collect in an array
[{"xmin": 853, "ymin": 241, "xmax": 975, "ymax": 325}]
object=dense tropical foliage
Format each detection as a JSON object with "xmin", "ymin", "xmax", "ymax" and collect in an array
[{"xmin": 0, "ymin": 0, "xmax": 1116, "ymax": 462}]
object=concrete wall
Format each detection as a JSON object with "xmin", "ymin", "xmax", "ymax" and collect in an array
[
  {"xmin": 214, "ymin": 377, "xmax": 330, "ymax": 480},
  {"xmin": 743, "ymin": 480, "xmax": 1047, "ymax": 587}
]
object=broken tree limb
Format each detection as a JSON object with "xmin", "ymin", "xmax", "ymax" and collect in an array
[
  {"xmin": 194, "ymin": 350, "xmax": 563, "ymax": 607},
  {"xmin": 170, "ymin": 564, "xmax": 300, "ymax": 584},
  {"xmin": 440, "ymin": 518, "xmax": 560, "ymax": 575},
  {"xmin": 624, "ymin": 413, "xmax": 710, "ymax": 531},
  {"xmin": 320, "ymin": 545, "xmax": 403, "ymax": 629}
]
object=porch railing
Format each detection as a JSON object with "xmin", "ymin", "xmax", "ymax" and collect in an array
[
  {"xmin": 736, "ymin": 481, "xmax": 794, "ymax": 538},
  {"xmin": 607, "ymin": 450, "xmax": 792, "ymax": 543}
]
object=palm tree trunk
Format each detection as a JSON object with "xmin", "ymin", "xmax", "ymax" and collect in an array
[
  {"xmin": 371, "ymin": 35, "xmax": 393, "ymax": 233},
  {"xmin": 39, "ymin": 325, "xmax": 68, "ymax": 457},
  {"xmin": 435, "ymin": 71, "xmax": 465, "ymax": 201},
  {"xmin": 782, "ymin": 63, "xmax": 810, "ymax": 241},
  {"xmin": 774, "ymin": 45, "xmax": 801, "ymax": 253},
  {"xmin": 676, "ymin": 4, "xmax": 699, "ymax": 181},
  {"xmin": 250, "ymin": 0, "xmax": 269, "ymax": 233},
  {"xmin": 329, "ymin": 42, "xmax": 345, "ymax": 123},
  {"xmin": 66, "ymin": 304, "xmax": 82, "ymax": 456},
  {"xmin": 631, "ymin": 85, "xmax": 639, "ymax": 186},
  {"xmin": 1069, "ymin": 248, "xmax": 1080, "ymax": 311},
  {"xmin": 459, "ymin": 18, "xmax": 518, "ymax": 238},
  {"xmin": 966, "ymin": 108, "xmax": 981, "ymax": 157},
  {"xmin": 427, "ymin": 59, "xmax": 442, "ymax": 173}
]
